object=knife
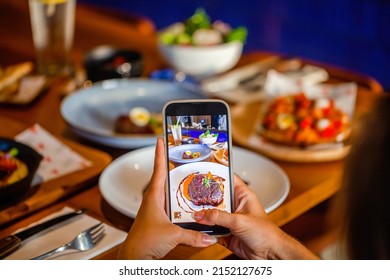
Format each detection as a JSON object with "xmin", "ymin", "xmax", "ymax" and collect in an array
[{"xmin": 0, "ymin": 208, "xmax": 87, "ymax": 259}]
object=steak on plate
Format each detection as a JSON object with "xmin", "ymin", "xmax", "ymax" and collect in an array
[{"xmin": 188, "ymin": 174, "xmax": 223, "ymax": 206}]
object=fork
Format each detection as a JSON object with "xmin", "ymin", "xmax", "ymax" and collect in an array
[{"xmin": 31, "ymin": 223, "xmax": 105, "ymax": 260}]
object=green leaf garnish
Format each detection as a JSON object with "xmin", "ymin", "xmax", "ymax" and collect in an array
[
  {"xmin": 226, "ymin": 26, "xmax": 248, "ymax": 43},
  {"xmin": 8, "ymin": 148, "xmax": 19, "ymax": 157},
  {"xmin": 185, "ymin": 8, "xmax": 211, "ymax": 35},
  {"xmin": 202, "ymin": 176, "xmax": 211, "ymax": 188}
]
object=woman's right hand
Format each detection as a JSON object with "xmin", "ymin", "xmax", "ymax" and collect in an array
[{"xmin": 193, "ymin": 176, "xmax": 319, "ymax": 260}]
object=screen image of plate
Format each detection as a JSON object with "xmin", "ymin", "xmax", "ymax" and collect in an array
[
  {"xmin": 99, "ymin": 145, "xmax": 290, "ymax": 218},
  {"xmin": 169, "ymin": 144, "xmax": 212, "ymax": 163},
  {"xmin": 61, "ymin": 78, "xmax": 204, "ymax": 148},
  {"xmin": 169, "ymin": 162, "xmax": 231, "ymax": 214}
]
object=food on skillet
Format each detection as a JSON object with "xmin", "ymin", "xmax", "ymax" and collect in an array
[
  {"xmin": 0, "ymin": 148, "xmax": 28, "ymax": 187},
  {"xmin": 114, "ymin": 107, "xmax": 162, "ymax": 135},
  {"xmin": 260, "ymin": 92, "xmax": 350, "ymax": 147},
  {"xmin": 181, "ymin": 171, "xmax": 224, "ymax": 206}
]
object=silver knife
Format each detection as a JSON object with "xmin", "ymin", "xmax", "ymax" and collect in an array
[{"xmin": 0, "ymin": 208, "xmax": 87, "ymax": 259}]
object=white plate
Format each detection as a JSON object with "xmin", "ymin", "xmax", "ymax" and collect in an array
[
  {"xmin": 99, "ymin": 145, "xmax": 290, "ymax": 218},
  {"xmin": 168, "ymin": 144, "xmax": 211, "ymax": 164},
  {"xmin": 61, "ymin": 78, "xmax": 203, "ymax": 149}
]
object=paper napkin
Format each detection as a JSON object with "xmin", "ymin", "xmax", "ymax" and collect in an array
[
  {"xmin": 15, "ymin": 124, "xmax": 92, "ymax": 184},
  {"xmin": 5, "ymin": 207, "xmax": 128, "ymax": 260}
]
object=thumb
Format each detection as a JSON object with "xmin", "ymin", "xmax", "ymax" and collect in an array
[
  {"xmin": 147, "ymin": 137, "xmax": 167, "ymax": 193},
  {"xmin": 193, "ymin": 209, "xmax": 237, "ymax": 230},
  {"xmin": 176, "ymin": 229, "xmax": 218, "ymax": 248}
]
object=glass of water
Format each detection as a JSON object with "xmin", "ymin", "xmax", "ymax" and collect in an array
[
  {"xmin": 171, "ymin": 125, "xmax": 182, "ymax": 145},
  {"xmin": 29, "ymin": 0, "xmax": 76, "ymax": 76}
]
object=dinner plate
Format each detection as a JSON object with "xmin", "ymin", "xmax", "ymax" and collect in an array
[
  {"xmin": 60, "ymin": 78, "xmax": 203, "ymax": 149},
  {"xmin": 99, "ymin": 145, "xmax": 290, "ymax": 218},
  {"xmin": 170, "ymin": 162, "xmax": 231, "ymax": 213},
  {"xmin": 168, "ymin": 144, "xmax": 211, "ymax": 163}
]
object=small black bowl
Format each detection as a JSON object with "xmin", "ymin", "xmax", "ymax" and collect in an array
[
  {"xmin": 84, "ymin": 45, "xmax": 143, "ymax": 82},
  {"xmin": 0, "ymin": 138, "xmax": 43, "ymax": 203}
]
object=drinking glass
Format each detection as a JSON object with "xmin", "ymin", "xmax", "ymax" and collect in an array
[
  {"xmin": 29, "ymin": 0, "xmax": 76, "ymax": 76},
  {"xmin": 171, "ymin": 125, "xmax": 182, "ymax": 145}
]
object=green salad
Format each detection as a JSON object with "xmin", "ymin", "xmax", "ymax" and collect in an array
[
  {"xmin": 199, "ymin": 130, "xmax": 218, "ymax": 138},
  {"xmin": 159, "ymin": 8, "xmax": 247, "ymax": 46}
]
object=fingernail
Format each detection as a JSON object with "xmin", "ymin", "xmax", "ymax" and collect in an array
[
  {"xmin": 202, "ymin": 234, "xmax": 217, "ymax": 246},
  {"xmin": 192, "ymin": 211, "xmax": 204, "ymax": 221}
]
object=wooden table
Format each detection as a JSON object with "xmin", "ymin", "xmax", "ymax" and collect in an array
[{"xmin": 0, "ymin": 0, "xmax": 384, "ymax": 259}]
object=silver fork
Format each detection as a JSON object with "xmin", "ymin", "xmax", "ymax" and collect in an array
[{"xmin": 31, "ymin": 223, "xmax": 105, "ymax": 260}]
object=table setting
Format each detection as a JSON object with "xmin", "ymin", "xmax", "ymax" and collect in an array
[
  {"xmin": 2, "ymin": 207, "xmax": 126, "ymax": 260},
  {"xmin": 0, "ymin": 1, "xmax": 386, "ymax": 260}
]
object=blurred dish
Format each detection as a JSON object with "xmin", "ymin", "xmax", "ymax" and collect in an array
[
  {"xmin": 0, "ymin": 138, "xmax": 42, "ymax": 202},
  {"xmin": 159, "ymin": 42, "xmax": 243, "ymax": 78},
  {"xmin": 158, "ymin": 8, "xmax": 246, "ymax": 77},
  {"xmin": 61, "ymin": 79, "xmax": 203, "ymax": 148},
  {"xmin": 83, "ymin": 45, "xmax": 143, "ymax": 82},
  {"xmin": 99, "ymin": 145, "xmax": 290, "ymax": 218},
  {"xmin": 0, "ymin": 61, "xmax": 49, "ymax": 105},
  {"xmin": 169, "ymin": 144, "xmax": 211, "ymax": 163},
  {"xmin": 231, "ymin": 102, "xmax": 351, "ymax": 162},
  {"xmin": 214, "ymin": 148, "xmax": 229, "ymax": 166},
  {"xmin": 260, "ymin": 92, "xmax": 351, "ymax": 147}
]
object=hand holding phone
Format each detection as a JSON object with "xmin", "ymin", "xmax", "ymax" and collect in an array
[{"xmin": 163, "ymin": 99, "xmax": 234, "ymax": 236}]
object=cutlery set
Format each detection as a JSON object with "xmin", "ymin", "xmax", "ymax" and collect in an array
[
  {"xmin": 0, "ymin": 209, "xmax": 105, "ymax": 260},
  {"xmin": 32, "ymin": 222, "xmax": 105, "ymax": 260}
]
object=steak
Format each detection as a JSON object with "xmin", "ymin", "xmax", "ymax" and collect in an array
[{"xmin": 188, "ymin": 174, "xmax": 223, "ymax": 206}]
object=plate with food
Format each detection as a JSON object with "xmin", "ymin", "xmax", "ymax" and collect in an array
[
  {"xmin": 231, "ymin": 90, "xmax": 355, "ymax": 162},
  {"xmin": 214, "ymin": 148, "xmax": 229, "ymax": 166},
  {"xmin": 260, "ymin": 92, "xmax": 351, "ymax": 147},
  {"xmin": 0, "ymin": 61, "xmax": 49, "ymax": 105},
  {"xmin": 158, "ymin": 8, "xmax": 247, "ymax": 78},
  {"xmin": 169, "ymin": 162, "xmax": 230, "ymax": 213},
  {"xmin": 168, "ymin": 144, "xmax": 212, "ymax": 164},
  {"xmin": 99, "ymin": 145, "xmax": 290, "ymax": 218},
  {"xmin": 60, "ymin": 78, "xmax": 203, "ymax": 148},
  {"xmin": 0, "ymin": 138, "xmax": 42, "ymax": 202}
]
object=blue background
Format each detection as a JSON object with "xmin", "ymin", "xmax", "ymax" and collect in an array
[{"xmin": 79, "ymin": 0, "xmax": 390, "ymax": 91}]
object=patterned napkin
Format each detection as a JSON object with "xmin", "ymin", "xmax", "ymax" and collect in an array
[
  {"xmin": 15, "ymin": 124, "xmax": 92, "ymax": 184},
  {"xmin": 4, "ymin": 207, "xmax": 127, "ymax": 260}
]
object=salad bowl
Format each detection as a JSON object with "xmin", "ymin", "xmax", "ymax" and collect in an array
[{"xmin": 158, "ymin": 8, "xmax": 247, "ymax": 78}]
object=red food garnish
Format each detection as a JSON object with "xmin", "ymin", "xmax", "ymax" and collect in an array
[
  {"xmin": 0, "ymin": 157, "xmax": 17, "ymax": 174},
  {"xmin": 299, "ymin": 117, "xmax": 312, "ymax": 129}
]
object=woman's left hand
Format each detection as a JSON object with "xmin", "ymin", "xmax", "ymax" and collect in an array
[{"xmin": 118, "ymin": 138, "xmax": 217, "ymax": 259}]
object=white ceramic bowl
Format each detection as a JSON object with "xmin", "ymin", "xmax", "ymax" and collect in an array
[
  {"xmin": 158, "ymin": 41, "xmax": 243, "ymax": 77},
  {"xmin": 199, "ymin": 135, "xmax": 218, "ymax": 146}
]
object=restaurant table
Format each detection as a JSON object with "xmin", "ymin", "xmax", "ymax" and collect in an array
[{"xmin": 0, "ymin": 0, "xmax": 385, "ymax": 260}]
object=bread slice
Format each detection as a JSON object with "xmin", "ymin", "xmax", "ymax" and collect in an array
[{"xmin": 0, "ymin": 62, "xmax": 33, "ymax": 92}]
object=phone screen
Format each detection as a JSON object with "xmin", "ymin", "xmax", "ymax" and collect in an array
[{"xmin": 163, "ymin": 100, "xmax": 233, "ymax": 235}]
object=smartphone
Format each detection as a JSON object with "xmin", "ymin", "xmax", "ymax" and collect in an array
[{"xmin": 162, "ymin": 99, "xmax": 234, "ymax": 236}]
